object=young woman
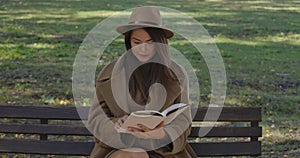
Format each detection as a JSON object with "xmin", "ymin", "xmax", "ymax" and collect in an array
[{"xmin": 87, "ymin": 6, "xmax": 197, "ymax": 158}]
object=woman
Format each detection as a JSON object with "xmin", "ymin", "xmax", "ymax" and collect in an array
[{"xmin": 87, "ymin": 6, "xmax": 197, "ymax": 158}]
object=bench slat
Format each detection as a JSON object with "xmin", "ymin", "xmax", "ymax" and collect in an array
[
  {"xmin": 190, "ymin": 126, "xmax": 262, "ymax": 137},
  {"xmin": 0, "ymin": 139, "xmax": 94, "ymax": 155},
  {"xmin": 192, "ymin": 106, "xmax": 261, "ymax": 122},
  {"xmin": 0, "ymin": 105, "xmax": 261, "ymax": 122},
  {"xmin": 0, "ymin": 139, "xmax": 261, "ymax": 156},
  {"xmin": 0, "ymin": 124, "xmax": 92, "ymax": 136},
  {"xmin": 190, "ymin": 141, "xmax": 261, "ymax": 156},
  {"xmin": 0, "ymin": 124, "xmax": 262, "ymax": 138},
  {"xmin": 0, "ymin": 104, "xmax": 88, "ymax": 120}
]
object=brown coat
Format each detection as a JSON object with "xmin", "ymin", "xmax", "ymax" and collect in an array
[{"xmin": 87, "ymin": 57, "xmax": 197, "ymax": 158}]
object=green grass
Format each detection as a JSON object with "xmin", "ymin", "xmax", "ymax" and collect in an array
[{"xmin": 0, "ymin": 0, "xmax": 299, "ymax": 157}]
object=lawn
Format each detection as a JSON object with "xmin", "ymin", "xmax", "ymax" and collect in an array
[{"xmin": 0, "ymin": 0, "xmax": 299, "ymax": 157}]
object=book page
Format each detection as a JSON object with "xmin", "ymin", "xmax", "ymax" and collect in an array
[
  {"xmin": 161, "ymin": 103, "xmax": 188, "ymax": 116},
  {"xmin": 133, "ymin": 110, "xmax": 163, "ymax": 116},
  {"xmin": 120, "ymin": 113, "xmax": 164, "ymax": 130},
  {"xmin": 163, "ymin": 105, "xmax": 189, "ymax": 125},
  {"xmin": 117, "ymin": 103, "xmax": 188, "ymax": 133}
]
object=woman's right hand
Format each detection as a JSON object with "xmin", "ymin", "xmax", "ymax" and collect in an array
[
  {"xmin": 114, "ymin": 115, "xmax": 128, "ymax": 131},
  {"xmin": 127, "ymin": 121, "xmax": 167, "ymax": 139}
]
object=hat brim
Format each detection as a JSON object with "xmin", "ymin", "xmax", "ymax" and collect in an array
[{"xmin": 116, "ymin": 24, "xmax": 174, "ymax": 38}]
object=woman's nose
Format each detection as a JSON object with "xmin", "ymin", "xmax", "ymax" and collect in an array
[{"xmin": 139, "ymin": 43, "xmax": 147, "ymax": 51}]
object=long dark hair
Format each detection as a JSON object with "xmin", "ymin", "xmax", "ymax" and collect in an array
[{"xmin": 124, "ymin": 27, "xmax": 178, "ymax": 105}]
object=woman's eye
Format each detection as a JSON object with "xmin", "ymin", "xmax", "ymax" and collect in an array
[
  {"xmin": 132, "ymin": 40, "xmax": 153, "ymax": 45},
  {"xmin": 133, "ymin": 41, "xmax": 141, "ymax": 45}
]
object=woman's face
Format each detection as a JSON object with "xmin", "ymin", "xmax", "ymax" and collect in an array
[{"xmin": 130, "ymin": 29, "xmax": 155, "ymax": 62}]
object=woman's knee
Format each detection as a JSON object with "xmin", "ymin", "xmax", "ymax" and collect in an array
[
  {"xmin": 109, "ymin": 148, "xmax": 149, "ymax": 158},
  {"xmin": 130, "ymin": 151, "xmax": 148, "ymax": 158}
]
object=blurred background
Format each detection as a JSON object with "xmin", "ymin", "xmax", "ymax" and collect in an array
[{"xmin": 0, "ymin": 0, "xmax": 299, "ymax": 157}]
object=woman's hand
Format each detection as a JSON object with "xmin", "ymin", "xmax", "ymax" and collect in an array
[
  {"xmin": 114, "ymin": 115, "xmax": 128, "ymax": 132},
  {"xmin": 128, "ymin": 121, "xmax": 167, "ymax": 139}
]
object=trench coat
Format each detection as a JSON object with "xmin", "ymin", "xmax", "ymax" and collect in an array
[{"xmin": 87, "ymin": 54, "xmax": 197, "ymax": 158}]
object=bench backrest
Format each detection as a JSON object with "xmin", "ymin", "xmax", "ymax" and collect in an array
[{"xmin": 0, "ymin": 104, "xmax": 261, "ymax": 156}]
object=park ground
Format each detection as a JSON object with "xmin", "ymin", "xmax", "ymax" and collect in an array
[{"xmin": 0, "ymin": 0, "xmax": 299, "ymax": 157}]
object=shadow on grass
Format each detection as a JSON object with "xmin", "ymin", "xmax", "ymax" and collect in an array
[
  {"xmin": 0, "ymin": 0, "xmax": 299, "ymax": 155},
  {"xmin": 262, "ymin": 139, "xmax": 300, "ymax": 157}
]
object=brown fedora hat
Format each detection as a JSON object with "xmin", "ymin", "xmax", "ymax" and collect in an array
[{"xmin": 116, "ymin": 6, "xmax": 174, "ymax": 38}]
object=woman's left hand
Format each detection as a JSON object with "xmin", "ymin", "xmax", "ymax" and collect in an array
[{"xmin": 128, "ymin": 121, "xmax": 166, "ymax": 139}]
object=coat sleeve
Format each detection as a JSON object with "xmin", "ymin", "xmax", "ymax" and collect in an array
[
  {"xmin": 87, "ymin": 64, "xmax": 126, "ymax": 149},
  {"xmin": 159, "ymin": 64, "xmax": 192, "ymax": 155}
]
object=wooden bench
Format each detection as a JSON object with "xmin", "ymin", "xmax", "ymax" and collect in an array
[{"xmin": 0, "ymin": 104, "xmax": 262, "ymax": 157}]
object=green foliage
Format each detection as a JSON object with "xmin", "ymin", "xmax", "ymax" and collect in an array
[{"xmin": 0, "ymin": 0, "xmax": 299, "ymax": 157}]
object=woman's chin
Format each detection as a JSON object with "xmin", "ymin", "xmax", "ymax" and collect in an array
[{"xmin": 137, "ymin": 57, "xmax": 151, "ymax": 63}]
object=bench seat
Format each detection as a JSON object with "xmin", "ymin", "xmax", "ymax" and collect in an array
[{"xmin": 0, "ymin": 104, "xmax": 262, "ymax": 157}]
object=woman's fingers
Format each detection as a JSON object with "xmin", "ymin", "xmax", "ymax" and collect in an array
[
  {"xmin": 117, "ymin": 119, "xmax": 121, "ymax": 125},
  {"xmin": 134, "ymin": 121, "xmax": 164, "ymax": 132},
  {"xmin": 115, "ymin": 115, "xmax": 129, "ymax": 128},
  {"xmin": 120, "ymin": 115, "xmax": 128, "ymax": 123},
  {"xmin": 155, "ymin": 121, "xmax": 164, "ymax": 129},
  {"xmin": 126, "ymin": 121, "xmax": 166, "ymax": 139},
  {"xmin": 137, "ymin": 124, "xmax": 151, "ymax": 132},
  {"xmin": 122, "ymin": 115, "xmax": 128, "ymax": 120},
  {"xmin": 128, "ymin": 127, "xmax": 143, "ymax": 132}
]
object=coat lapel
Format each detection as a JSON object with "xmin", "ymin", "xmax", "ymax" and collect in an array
[{"xmin": 99, "ymin": 68, "xmax": 130, "ymax": 116}]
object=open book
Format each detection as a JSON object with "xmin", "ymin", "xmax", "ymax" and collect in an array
[{"xmin": 117, "ymin": 103, "xmax": 189, "ymax": 133}]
